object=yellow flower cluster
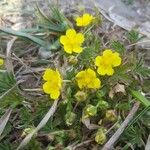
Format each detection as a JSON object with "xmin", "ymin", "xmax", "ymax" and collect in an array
[
  {"xmin": 95, "ymin": 49, "xmax": 122, "ymax": 76},
  {"xmin": 60, "ymin": 29, "xmax": 84, "ymax": 54},
  {"xmin": 42, "ymin": 68, "xmax": 62, "ymax": 100},
  {"xmin": 42, "ymin": 13, "xmax": 123, "ymax": 101},
  {"xmin": 76, "ymin": 68, "xmax": 101, "ymax": 89},
  {"xmin": 0, "ymin": 58, "xmax": 4, "ymax": 66},
  {"xmin": 75, "ymin": 13, "xmax": 95, "ymax": 27}
]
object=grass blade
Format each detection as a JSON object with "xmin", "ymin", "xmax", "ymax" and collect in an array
[
  {"xmin": 126, "ymin": 106, "xmax": 150, "ymax": 129},
  {"xmin": 0, "ymin": 27, "xmax": 50, "ymax": 49},
  {"xmin": 0, "ymin": 108, "xmax": 12, "ymax": 136},
  {"xmin": 130, "ymin": 90, "xmax": 150, "ymax": 107}
]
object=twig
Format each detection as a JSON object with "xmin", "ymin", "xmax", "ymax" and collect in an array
[
  {"xmin": 82, "ymin": 117, "xmax": 99, "ymax": 130},
  {"xmin": 126, "ymin": 40, "xmax": 150, "ymax": 48},
  {"xmin": 22, "ymin": 88, "xmax": 42, "ymax": 92},
  {"xmin": 12, "ymin": 53, "xmax": 39, "ymax": 79},
  {"xmin": 145, "ymin": 134, "xmax": 150, "ymax": 150},
  {"xmin": 73, "ymin": 140, "xmax": 93, "ymax": 150},
  {"xmin": 6, "ymin": 37, "xmax": 17, "ymax": 73},
  {"xmin": 19, "ymin": 67, "xmax": 45, "ymax": 75},
  {"xmin": 68, "ymin": 139, "xmax": 93, "ymax": 150},
  {"xmin": 105, "ymin": 121, "xmax": 119, "ymax": 135},
  {"xmin": 0, "ymin": 54, "xmax": 17, "ymax": 60},
  {"xmin": 102, "ymin": 102, "xmax": 140, "ymax": 150}
]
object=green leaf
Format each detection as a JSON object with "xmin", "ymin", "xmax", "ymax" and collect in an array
[
  {"xmin": 0, "ymin": 72, "xmax": 23, "ymax": 108},
  {"xmin": 130, "ymin": 90, "xmax": 150, "ymax": 107},
  {"xmin": 127, "ymin": 29, "xmax": 143, "ymax": 43},
  {"xmin": 126, "ymin": 106, "xmax": 150, "ymax": 129},
  {"xmin": 135, "ymin": 66, "xmax": 150, "ymax": 77},
  {"xmin": 0, "ymin": 27, "xmax": 50, "ymax": 49},
  {"xmin": 0, "ymin": 72, "xmax": 16, "ymax": 93},
  {"xmin": 0, "ymin": 141, "xmax": 15, "ymax": 150},
  {"xmin": 36, "ymin": 5, "xmax": 69, "ymax": 32},
  {"xmin": 110, "ymin": 40, "xmax": 125, "ymax": 54},
  {"xmin": 0, "ymin": 108, "xmax": 12, "ymax": 136}
]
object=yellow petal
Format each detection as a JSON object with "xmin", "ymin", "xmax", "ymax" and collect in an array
[
  {"xmin": 78, "ymin": 81, "xmax": 84, "ymax": 89},
  {"xmin": 66, "ymin": 29, "xmax": 76, "ymax": 38},
  {"xmin": 73, "ymin": 46, "xmax": 83, "ymax": 53},
  {"xmin": 95, "ymin": 56, "xmax": 102, "ymax": 66},
  {"xmin": 106, "ymin": 67, "xmax": 114, "ymax": 76},
  {"xmin": 82, "ymin": 13, "xmax": 94, "ymax": 26},
  {"xmin": 60, "ymin": 35, "xmax": 68, "ymax": 45},
  {"xmin": 43, "ymin": 81, "xmax": 52, "ymax": 94},
  {"xmin": 43, "ymin": 69, "xmax": 55, "ymax": 81},
  {"xmin": 76, "ymin": 71, "xmax": 86, "ymax": 89},
  {"xmin": 103, "ymin": 49, "xmax": 113, "ymax": 56},
  {"xmin": 76, "ymin": 13, "xmax": 94, "ymax": 27},
  {"xmin": 97, "ymin": 67, "xmax": 107, "ymax": 76},
  {"xmin": 50, "ymin": 90, "xmax": 60, "ymax": 99},
  {"xmin": 87, "ymin": 68, "xmax": 96, "ymax": 77},
  {"xmin": 83, "ymin": 13, "xmax": 92, "ymax": 21},
  {"xmin": 93, "ymin": 78, "xmax": 101, "ymax": 88},
  {"xmin": 112, "ymin": 52, "xmax": 122, "ymax": 67},
  {"xmin": 0, "ymin": 58, "xmax": 4, "ymax": 66},
  {"xmin": 76, "ymin": 71, "xmax": 85, "ymax": 78},
  {"xmin": 76, "ymin": 17, "xmax": 83, "ymax": 26},
  {"xmin": 76, "ymin": 33, "xmax": 84, "ymax": 43},
  {"xmin": 64, "ymin": 45, "xmax": 73, "ymax": 54},
  {"xmin": 88, "ymin": 78, "xmax": 101, "ymax": 89},
  {"xmin": 56, "ymin": 70, "xmax": 62, "ymax": 87}
]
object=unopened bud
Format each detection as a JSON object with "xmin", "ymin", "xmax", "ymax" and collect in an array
[
  {"xmin": 65, "ymin": 112, "xmax": 76, "ymax": 126},
  {"xmin": 68, "ymin": 55, "xmax": 78, "ymax": 65},
  {"xmin": 97, "ymin": 100, "xmax": 109, "ymax": 110},
  {"xmin": 84, "ymin": 104, "xmax": 97, "ymax": 118},
  {"xmin": 0, "ymin": 58, "xmax": 4, "ymax": 66},
  {"xmin": 95, "ymin": 128, "xmax": 107, "ymax": 144},
  {"xmin": 21, "ymin": 127, "xmax": 35, "ymax": 137},
  {"xmin": 75, "ymin": 91, "xmax": 87, "ymax": 102},
  {"xmin": 105, "ymin": 110, "xmax": 117, "ymax": 122}
]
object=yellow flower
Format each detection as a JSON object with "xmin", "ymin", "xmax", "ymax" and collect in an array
[
  {"xmin": 60, "ymin": 29, "xmax": 84, "ymax": 54},
  {"xmin": 76, "ymin": 13, "xmax": 95, "ymax": 27},
  {"xmin": 76, "ymin": 68, "xmax": 101, "ymax": 89},
  {"xmin": 0, "ymin": 58, "xmax": 4, "ymax": 66},
  {"xmin": 42, "ymin": 68, "xmax": 62, "ymax": 100},
  {"xmin": 95, "ymin": 49, "xmax": 122, "ymax": 76}
]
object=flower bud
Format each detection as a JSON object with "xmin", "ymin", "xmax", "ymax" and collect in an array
[
  {"xmin": 21, "ymin": 127, "xmax": 35, "ymax": 137},
  {"xmin": 68, "ymin": 55, "xmax": 78, "ymax": 65},
  {"xmin": 95, "ymin": 128, "xmax": 107, "ymax": 144},
  {"xmin": 97, "ymin": 90, "xmax": 105, "ymax": 98},
  {"xmin": 97, "ymin": 100, "xmax": 109, "ymax": 110},
  {"xmin": 84, "ymin": 104, "xmax": 97, "ymax": 118},
  {"xmin": 65, "ymin": 112, "xmax": 76, "ymax": 126},
  {"xmin": 75, "ymin": 91, "xmax": 87, "ymax": 102},
  {"xmin": 0, "ymin": 58, "xmax": 4, "ymax": 66},
  {"xmin": 105, "ymin": 110, "xmax": 117, "ymax": 122}
]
